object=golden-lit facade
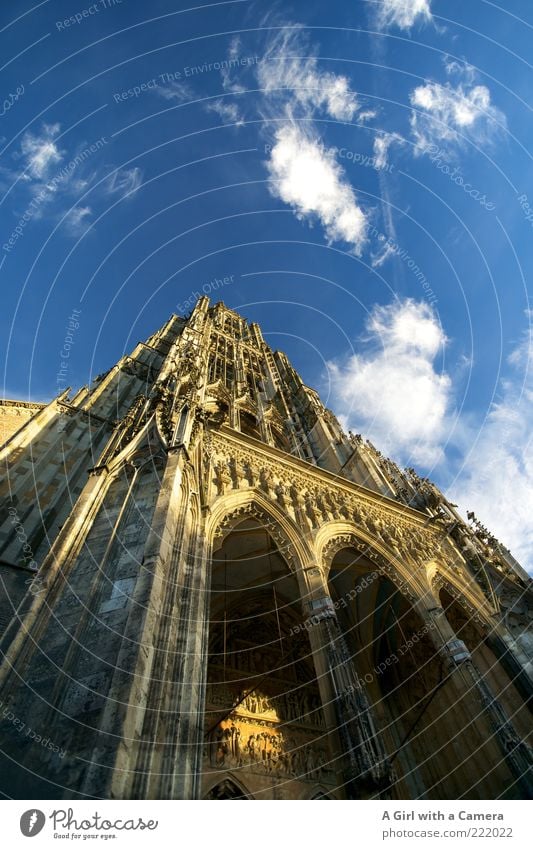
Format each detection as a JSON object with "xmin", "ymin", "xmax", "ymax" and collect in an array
[{"xmin": 0, "ymin": 297, "xmax": 531, "ymax": 800}]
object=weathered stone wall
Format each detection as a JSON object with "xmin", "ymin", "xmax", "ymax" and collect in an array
[
  {"xmin": 0, "ymin": 457, "xmax": 164, "ymax": 798},
  {"xmin": 0, "ymin": 400, "xmax": 45, "ymax": 447},
  {"xmin": 0, "ymin": 563, "xmax": 33, "ymax": 637}
]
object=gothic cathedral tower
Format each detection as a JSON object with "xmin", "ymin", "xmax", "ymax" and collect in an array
[{"xmin": 0, "ymin": 297, "xmax": 531, "ymax": 800}]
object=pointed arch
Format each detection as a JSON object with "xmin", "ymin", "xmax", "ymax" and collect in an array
[
  {"xmin": 315, "ymin": 521, "xmax": 427, "ymax": 605},
  {"xmin": 203, "ymin": 776, "xmax": 253, "ymax": 799},
  {"xmin": 207, "ymin": 489, "xmax": 314, "ymax": 579},
  {"xmin": 429, "ymin": 567, "xmax": 497, "ymax": 630}
]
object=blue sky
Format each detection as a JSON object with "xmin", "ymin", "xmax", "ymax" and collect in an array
[{"xmin": 1, "ymin": 0, "xmax": 531, "ymax": 568}]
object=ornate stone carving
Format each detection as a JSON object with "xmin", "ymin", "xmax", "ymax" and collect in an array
[
  {"xmin": 321, "ymin": 532, "xmax": 420, "ymax": 604},
  {"xmin": 431, "ymin": 572, "xmax": 489, "ymax": 627},
  {"xmin": 213, "ymin": 503, "xmax": 298, "ymax": 572}
]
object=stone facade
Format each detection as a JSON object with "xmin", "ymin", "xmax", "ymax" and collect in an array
[
  {"xmin": 0, "ymin": 399, "xmax": 46, "ymax": 447},
  {"xmin": 0, "ymin": 297, "xmax": 531, "ymax": 800}
]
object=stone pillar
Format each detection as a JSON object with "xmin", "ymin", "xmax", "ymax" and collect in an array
[
  {"xmin": 85, "ymin": 446, "xmax": 212, "ymax": 801},
  {"xmin": 0, "ymin": 464, "xmax": 110, "ymax": 685},
  {"xmin": 166, "ymin": 524, "xmax": 211, "ymax": 800},
  {"xmin": 306, "ymin": 591, "xmax": 392, "ymax": 798},
  {"xmin": 79, "ymin": 448, "xmax": 188, "ymax": 798},
  {"xmin": 419, "ymin": 605, "xmax": 533, "ymax": 798},
  {"xmin": 491, "ymin": 617, "xmax": 533, "ymax": 683}
]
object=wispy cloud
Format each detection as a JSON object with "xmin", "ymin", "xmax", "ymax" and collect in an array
[
  {"xmin": 358, "ymin": 109, "xmax": 378, "ymax": 123},
  {"xmin": 328, "ymin": 298, "xmax": 452, "ymax": 465},
  {"xmin": 4, "ymin": 125, "xmax": 101, "ymax": 224},
  {"xmin": 106, "ymin": 167, "xmax": 143, "ymax": 199},
  {"xmin": 206, "ymin": 98, "xmax": 245, "ymax": 126},
  {"xmin": 222, "ymin": 36, "xmax": 247, "ymax": 94},
  {"xmin": 258, "ymin": 25, "xmax": 359, "ymax": 121},
  {"xmin": 371, "ymin": 240, "xmax": 397, "ymax": 268},
  {"xmin": 208, "ymin": 24, "xmax": 380, "ymax": 254},
  {"xmin": 373, "ymin": 131, "xmax": 405, "ymax": 169},
  {"xmin": 4, "ymin": 124, "xmax": 141, "ymax": 237},
  {"xmin": 19, "ymin": 123, "xmax": 63, "ymax": 180},
  {"xmin": 267, "ymin": 125, "xmax": 367, "ymax": 254},
  {"xmin": 376, "ymin": 0, "xmax": 433, "ymax": 31},
  {"xmin": 254, "ymin": 24, "xmax": 371, "ymax": 251},
  {"xmin": 157, "ymin": 80, "xmax": 193, "ymax": 102},
  {"xmin": 63, "ymin": 205, "xmax": 92, "ymax": 236},
  {"xmin": 450, "ymin": 321, "xmax": 533, "ymax": 571},
  {"xmin": 371, "ymin": 133, "xmax": 405, "ymax": 269},
  {"xmin": 409, "ymin": 61, "xmax": 506, "ymax": 154}
]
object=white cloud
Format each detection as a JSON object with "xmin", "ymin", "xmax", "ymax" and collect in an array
[
  {"xmin": 409, "ymin": 65, "xmax": 506, "ymax": 154},
  {"xmin": 450, "ymin": 325, "xmax": 533, "ymax": 571},
  {"xmin": 20, "ymin": 124, "xmax": 63, "ymax": 180},
  {"xmin": 6, "ymin": 125, "xmax": 143, "ymax": 238},
  {"xmin": 206, "ymin": 98, "xmax": 245, "ymax": 126},
  {"xmin": 63, "ymin": 205, "xmax": 92, "ymax": 235},
  {"xmin": 328, "ymin": 299, "xmax": 452, "ymax": 465},
  {"xmin": 11, "ymin": 125, "xmax": 93, "ymax": 217},
  {"xmin": 222, "ymin": 36, "xmax": 247, "ymax": 94},
  {"xmin": 258, "ymin": 26, "xmax": 359, "ymax": 121},
  {"xmin": 376, "ymin": 0, "xmax": 433, "ymax": 30},
  {"xmin": 443, "ymin": 57, "xmax": 476, "ymax": 83},
  {"xmin": 257, "ymin": 27, "xmax": 359, "ymax": 121},
  {"xmin": 256, "ymin": 24, "xmax": 374, "ymax": 251},
  {"xmin": 373, "ymin": 131, "xmax": 404, "ymax": 168},
  {"xmin": 106, "ymin": 167, "xmax": 143, "ymax": 198},
  {"xmin": 371, "ymin": 241, "xmax": 396, "ymax": 268},
  {"xmin": 267, "ymin": 125, "xmax": 367, "ymax": 254},
  {"xmin": 158, "ymin": 80, "xmax": 192, "ymax": 102},
  {"xmin": 358, "ymin": 109, "xmax": 378, "ymax": 123}
]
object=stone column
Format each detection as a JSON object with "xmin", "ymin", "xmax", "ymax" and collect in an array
[
  {"xmin": 0, "ymin": 464, "xmax": 110, "ymax": 687},
  {"xmin": 306, "ymin": 591, "xmax": 392, "ymax": 798},
  {"xmin": 79, "ymin": 447, "xmax": 189, "ymax": 798},
  {"xmin": 166, "ymin": 523, "xmax": 211, "ymax": 800},
  {"xmin": 92, "ymin": 445, "xmax": 212, "ymax": 801},
  {"xmin": 419, "ymin": 604, "xmax": 533, "ymax": 798}
]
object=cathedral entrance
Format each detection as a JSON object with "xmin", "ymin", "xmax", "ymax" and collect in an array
[
  {"xmin": 325, "ymin": 543, "xmax": 524, "ymax": 799},
  {"xmin": 439, "ymin": 588, "xmax": 531, "ymax": 743},
  {"xmin": 327, "ymin": 545, "xmax": 485, "ymax": 798},
  {"xmin": 202, "ymin": 518, "xmax": 337, "ymax": 800}
]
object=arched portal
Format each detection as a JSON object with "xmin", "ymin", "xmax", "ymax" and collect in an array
[
  {"xmin": 204, "ymin": 778, "xmax": 251, "ymax": 799},
  {"xmin": 439, "ymin": 588, "xmax": 531, "ymax": 741},
  {"xmin": 326, "ymin": 543, "xmax": 510, "ymax": 799},
  {"xmin": 202, "ymin": 517, "xmax": 337, "ymax": 800}
]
